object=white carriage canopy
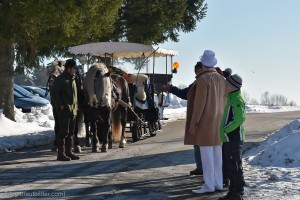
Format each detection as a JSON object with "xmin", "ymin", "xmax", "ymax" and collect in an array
[
  {"xmin": 68, "ymin": 42, "xmax": 179, "ymax": 58},
  {"xmin": 69, "ymin": 42, "xmax": 178, "ymax": 94}
]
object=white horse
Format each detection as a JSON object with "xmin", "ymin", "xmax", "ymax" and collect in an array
[{"xmin": 83, "ymin": 63, "xmax": 129, "ymax": 152}]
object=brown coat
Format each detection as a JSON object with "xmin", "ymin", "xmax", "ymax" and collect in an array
[{"xmin": 184, "ymin": 68, "xmax": 226, "ymax": 146}]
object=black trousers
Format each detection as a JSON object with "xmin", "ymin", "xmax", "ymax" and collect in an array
[
  {"xmin": 52, "ymin": 105, "xmax": 59, "ymax": 146},
  {"xmin": 57, "ymin": 109, "xmax": 76, "ymax": 139},
  {"xmin": 223, "ymin": 141, "xmax": 245, "ymax": 193}
]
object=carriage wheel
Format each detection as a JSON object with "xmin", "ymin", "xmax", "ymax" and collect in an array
[
  {"xmin": 132, "ymin": 122, "xmax": 141, "ymax": 142},
  {"xmin": 148, "ymin": 122, "xmax": 157, "ymax": 137}
]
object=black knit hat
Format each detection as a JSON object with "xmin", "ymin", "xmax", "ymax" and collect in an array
[
  {"xmin": 223, "ymin": 68, "xmax": 232, "ymax": 78},
  {"xmin": 64, "ymin": 59, "xmax": 76, "ymax": 68},
  {"xmin": 226, "ymin": 74, "xmax": 242, "ymax": 89},
  {"xmin": 194, "ymin": 62, "xmax": 202, "ymax": 72}
]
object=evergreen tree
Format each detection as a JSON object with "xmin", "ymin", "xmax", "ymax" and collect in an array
[
  {"xmin": 0, "ymin": 0, "xmax": 123, "ymax": 120},
  {"xmin": 0, "ymin": 0, "xmax": 207, "ymax": 120},
  {"xmin": 112, "ymin": 0, "xmax": 207, "ymax": 44}
]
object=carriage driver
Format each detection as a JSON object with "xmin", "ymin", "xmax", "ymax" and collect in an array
[{"xmin": 51, "ymin": 59, "xmax": 80, "ymax": 161}]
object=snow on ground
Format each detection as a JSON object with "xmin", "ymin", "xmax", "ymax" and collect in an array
[
  {"xmin": 1, "ymin": 100, "xmax": 300, "ymax": 199},
  {"xmin": 0, "ymin": 105, "xmax": 54, "ymax": 154},
  {"xmin": 243, "ymin": 119, "xmax": 300, "ymax": 200},
  {"xmin": 246, "ymin": 105, "xmax": 300, "ymax": 113}
]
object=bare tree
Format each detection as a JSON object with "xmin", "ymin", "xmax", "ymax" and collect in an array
[
  {"xmin": 242, "ymin": 91, "xmax": 250, "ymax": 105},
  {"xmin": 288, "ymin": 100, "xmax": 297, "ymax": 106},
  {"xmin": 260, "ymin": 91, "xmax": 271, "ymax": 105},
  {"xmin": 270, "ymin": 94, "xmax": 287, "ymax": 106},
  {"xmin": 249, "ymin": 98, "xmax": 259, "ymax": 105},
  {"xmin": 260, "ymin": 91, "xmax": 296, "ymax": 106}
]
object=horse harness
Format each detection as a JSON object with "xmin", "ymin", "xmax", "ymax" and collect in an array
[
  {"xmin": 93, "ymin": 70, "xmax": 121, "ymax": 111},
  {"xmin": 92, "ymin": 69, "xmax": 146, "ymax": 125}
]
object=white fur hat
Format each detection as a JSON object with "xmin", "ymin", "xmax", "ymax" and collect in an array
[{"xmin": 199, "ymin": 50, "xmax": 217, "ymax": 67}]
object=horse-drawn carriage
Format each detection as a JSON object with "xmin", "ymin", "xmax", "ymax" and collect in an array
[{"xmin": 69, "ymin": 42, "xmax": 178, "ymax": 146}]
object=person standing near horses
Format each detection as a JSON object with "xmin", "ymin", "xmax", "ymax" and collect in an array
[
  {"xmin": 46, "ymin": 61, "xmax": 64, "ymax": 152},
  {"xmin": 165, "ymin": 61, "xmax": 203, "ymax": 176},
  {"xmin": 73, "ymin": 65, "xmax": 87, "ymax": 152},
  {"xmin": 165, "ymin": 63, "xmax": 232, "ymax": 177},
  {"xmin": 185, "ymin": 50, "xmax": 226, "ymax": 194},
  {"xmin": 52, "ymin": 59, "xmax": 80, "ymax": 161}
]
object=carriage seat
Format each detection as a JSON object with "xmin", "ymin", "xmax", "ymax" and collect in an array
[{"xmin": 128, "ymin": 74, "xmax": 148, "ymax": 102}]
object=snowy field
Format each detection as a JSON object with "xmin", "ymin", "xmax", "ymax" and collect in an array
[{"xmin": 1, "ymin": 101, "xmax": 300, "ymax": 200}]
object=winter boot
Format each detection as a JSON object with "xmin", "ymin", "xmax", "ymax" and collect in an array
[
  {"xmin": 223, "ymin": 179, "xmax": 229, "ymax": 188},
  {"xmin": 51, "ymin": 136, "xmax": 58, "ymax": 152},
  {"xmin": 190, "ymin": 169, "xmax": 203, "ymax": 175},
  {"xmin": 51, "ymin": 145, "xmax": 58, "ymax": 152},
  {"xmin": 219, "ymin": 192, "xmax": 244, "ymax": 200},
  {"xmin": 65, "ymin": 137, "xmax": 80, "ymax": 160},
  {"xmin": 57, "ymin": 139, "xmax": 71, "ymax": 161}
]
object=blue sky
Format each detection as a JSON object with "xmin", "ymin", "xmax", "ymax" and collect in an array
[{"xmin": 154, "ymin": 1, "xmax": 300, "ymax": 104}]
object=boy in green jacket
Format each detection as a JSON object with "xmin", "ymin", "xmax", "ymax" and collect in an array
[{"xmin": 219, "ymin": 74, "xmax": 245, "ymax": 200}]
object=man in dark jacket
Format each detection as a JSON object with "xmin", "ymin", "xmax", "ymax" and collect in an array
[
  {"xmin": 165, "ymin": 64, "xmax": 232, "ymax": 177},
  {"xmin": 165, "ymin": 62, "xmax": 203, "ymax": 175},
  {"xmin": 52, "ymin": 59, "xmax": 80, "ymax": 161}
]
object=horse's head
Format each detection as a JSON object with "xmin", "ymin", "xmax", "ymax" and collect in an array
[
  {"xmin": 83, "ymin": 62, "xmax": 112, "ymax": 108},
  {"xmin": 94, "ymin": 65, "xmax": 112, "ymax": 107},
  {"xmin": 47, "ymin": 60, "xmax": 65, "ymax": 76}
]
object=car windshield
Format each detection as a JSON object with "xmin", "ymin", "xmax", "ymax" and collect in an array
[
  {"xmin": 14, "ymin": 84, "xmax": 33, "ymax": 96},
  {"xmin": 34, "ymin": 87, "xmax": 46, "ymax": 96},
  {"xmin": 23, "ymin": 86, "xmax": 45, "ymax": 96},
  {"xmin": 14, "ymin": 90, "xmax": 25, "ymax": 98}
]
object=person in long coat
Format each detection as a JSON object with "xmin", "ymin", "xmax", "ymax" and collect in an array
[
  {"xmin": 185, "ymin": 50, "xmax": 226, "ymax": 194},
  {"xmin": 165, "ymin": 62, "xmax": 204, "ymax": 176},
  {"xmin": 52, "ymin": 59, "xmax": 80, "ymax": 161}
]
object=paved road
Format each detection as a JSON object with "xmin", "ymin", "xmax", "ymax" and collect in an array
[{"xmin": 0, "ymin": 111, "xmax": 299, "ymax": 200}]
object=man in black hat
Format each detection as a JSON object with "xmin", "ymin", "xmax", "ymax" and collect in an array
[
  {"xmin": 165, "ymin": 63, "xmax": 232, "ymax": 176},
  {"xmin": 165, "ymin": 62, "xmax": 204, "ymax": 175},
  {"xmin": 51, "ymin": 59, "xmax": 80, "ymax": 161}
]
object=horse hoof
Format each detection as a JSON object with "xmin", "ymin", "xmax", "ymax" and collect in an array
[
  {"xmin": 95, "ymin": 142, "xmax": 100, "ymax": 148},
  {"xmin": 119, "ymin": 143, "xmax": 125, "ymax": 148},
  {"xmin": 86, "ymin": 143, "xmax": 91, "ymax": 147},
  {"xmin": 51, "ymin": 146, "xmax": 57, "ymax": 152},
  {"xmin": 108, "ymin": 143, "xmax": 113, "ymax": 149},
  {"xmin": 101, "ymin": 148, "xmax": 107, "ymax": 152},
  {"xmin": 101, "ymin": 144, "xmax": 108, "ymax": 152},
  {"xmin": 74, "ymin": 145, "xmax": 82, "ymax": 153},
  {"xmin": 92, "ymin": 148, "xmax": 100, "ymax": 153}
]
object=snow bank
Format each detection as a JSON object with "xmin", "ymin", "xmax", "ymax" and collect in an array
[
  {"xmin": 245, "ymin": 119, "xmax": 300, "ymax": 168},
  {"xmin": 0, "ymin": 106, "xmax": 54, "ymax": 154}
]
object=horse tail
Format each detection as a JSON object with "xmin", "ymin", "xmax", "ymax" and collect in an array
[{"xmin": 111, "ymin": 108, "xmax": 122, "ymax": 142}]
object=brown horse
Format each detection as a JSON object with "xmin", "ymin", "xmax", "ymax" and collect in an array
[{"xmin": 83, "ymin": 63, "xmax": 129, "ymax": 152}]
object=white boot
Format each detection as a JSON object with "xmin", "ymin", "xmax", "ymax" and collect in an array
[{"xmin": 192, "ymin": 184, "xmax": 215, "ymax": 194}]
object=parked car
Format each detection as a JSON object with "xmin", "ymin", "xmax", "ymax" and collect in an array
[
  {"xmin": 21, "ymin": 85, "xmax": 51, "ymax": 101},
  {"xmin": 14, "ymin": 84, "xmax": 50, "ymax": 113}
]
